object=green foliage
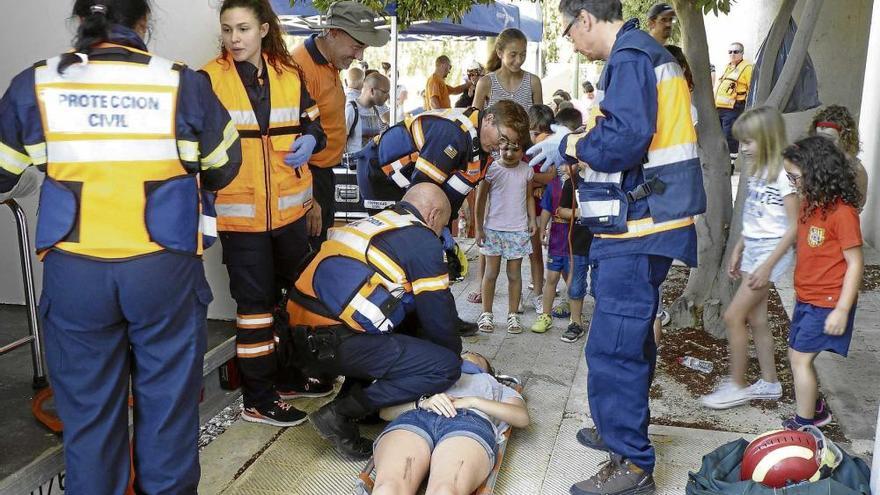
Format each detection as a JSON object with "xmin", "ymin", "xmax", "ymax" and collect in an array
[
  {"xmin": 307, "ymin": 0, "xmax": 495, "ymax": 27},
  {"xmin": 694, "ymin": 0, "xmax": 734, "ymax": 16}
]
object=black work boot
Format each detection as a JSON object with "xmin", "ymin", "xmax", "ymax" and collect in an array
[
  {"xmin": 570, "ymin": 454, "xmax": 655, "ymax": 495},
  {"xmin": 455, "ymin": 316, "xmax": 479, "ymax": 337},
  {"xmin": 309, "ymin": 397, "xmax": 373, "ymax": 461}
]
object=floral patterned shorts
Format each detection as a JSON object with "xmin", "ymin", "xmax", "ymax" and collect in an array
[{"xmin": 479, "ymin": 229, "xmax": 533, "ymax": 260}]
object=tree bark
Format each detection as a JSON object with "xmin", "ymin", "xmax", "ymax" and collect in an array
[{"xmin": 669, "ymin": 0, "xmax": 735, "ymax": 336}]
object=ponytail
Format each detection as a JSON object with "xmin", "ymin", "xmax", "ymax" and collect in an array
[
  {"xmin": 486, "ymin": 28, "xmax": 527, "ymax": 73},
  {"xmin": 59, "ymin": 0, "xmax": 152, "ymax": 74}
]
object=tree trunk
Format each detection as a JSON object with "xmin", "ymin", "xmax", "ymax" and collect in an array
[{"xmin": 668, "ymin": 0, "xmax": 735, "ymax": 336}]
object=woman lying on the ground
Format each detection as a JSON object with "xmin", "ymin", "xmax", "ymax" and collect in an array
[{"xmin": 372, "ymin": 352, "xmax": 529, "ymax": 495}]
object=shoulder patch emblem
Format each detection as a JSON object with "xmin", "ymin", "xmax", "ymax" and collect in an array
[
  {"xmin": 444, "ymin": 145, "xmax": 459, "ymax": 159},
  {"xmin": 808, "ymin": 226, "xmax": 825, "ymax": 247}
]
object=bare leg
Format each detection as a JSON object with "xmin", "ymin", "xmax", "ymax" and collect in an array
[
  {"xmin": 722, "ymin": 277, "xmax": 770, "ymax": 387},
  {"xmin": 506, "ymin": 258, "xmax": 524, "ymax": 314},
  {"xmin": 789, "ymin": 348, "xmax": 820, "ymax": 419},
  {"xmin": 570, "ymin": 298, "xmax": 584, "ymax": 327},
  {"xmin": 373, "ymin": 430, "xmax": 432, "ymax": 495},
  {"xmin": 481, "ymin": 256, "xmax": 502, "ymax": 314},
  {"xmin": 653, "ymin": 317, "xmax": 662, "ymax": 345},
  {"xmin": 746, "ymin": 293, "xmax": 779, "ymax": 383},
  {"xmin": 542, "ymin": 270, "xmax": 562, "ymax": 316},
  {"xmin": 529, "ymin": 232, "xmax": 544, "ymax": 299},
  {"xmin": 424, "ymin": 437, "xmax": 492, "ymax": 495}
]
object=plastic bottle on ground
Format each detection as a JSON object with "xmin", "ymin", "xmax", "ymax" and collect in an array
[{"xmin": 678, "ymin": 356, "xmax": 713, "ymax": 374}]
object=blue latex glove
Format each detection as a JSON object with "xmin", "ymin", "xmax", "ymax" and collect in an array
[
  {"xmin": 440, "ymin": 226, "xmax": 455, "ymax": 250},
  {"xmin": 527, "ymin": 124, "xmax": 572, "ymax": 172},
  {"xmin": 284, "ymin": 135, "xmax": 316, "ymax": 170}
]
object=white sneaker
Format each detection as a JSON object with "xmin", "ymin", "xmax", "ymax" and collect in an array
[
  {"xmin": 477, "ymin": 312, "xmax": 494, "ymax": 333},
  {"xmin": 746, "ymin": 379, "xmax": 782, "ymax": 400},
  {"xmin": 532, "ymin": 293, "xmax": 544, "ymax": 314},
  {"xmin": 701, "ymin": 377, "xmax": 751, "ymax": 410},
  {"xmin": 507, "ymin": 313, "xmax": 523, "ymax": 334}
]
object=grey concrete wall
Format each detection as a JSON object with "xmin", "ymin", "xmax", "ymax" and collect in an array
[
  {"xmin": 860, "ymin": 2, "xmax": 880, "ymax": 249},
  {"xmin": 0, "ymin": 0, "xmax": 237, "ymax": 319}
]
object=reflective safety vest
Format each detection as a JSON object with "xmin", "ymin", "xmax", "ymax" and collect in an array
[
  {"xmin": 354, "ymin": 108, "xmax": 486, "ymax": 210},
  {"xmin": 202, "ymin": 55, "xmax": 316, "ymax": 232},
  {"xmin": 288, "ymin": 208, "xmax": 438, "ymax": 334},
  {"xmin": 31, "ymin": 46, "xmax": 223, "ymax": 260},
  {"xmin": 714, "ymin": 61, "xmax": 753, "ymax": 109},
  {"xmin": 567, "ymin": 30, "xmax": 706, "ymax": 238}
]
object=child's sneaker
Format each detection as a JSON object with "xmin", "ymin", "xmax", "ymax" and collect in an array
[
  {"xmin": 551, "ymin": 301, "xmax": 571, "ymax": 318},
  {"xmin": 531, "ymin": 313, "xmax": 552, "ymax": 333},
  {"xmin": 783, "ymin": 405, "xmax": 833, "ymax": 430},
  {"xmin": 658, "ymin": 310, "xmax": 671, "ymax": 327},
  {"xmin": 561, "ymin": 322, "xmax": 586, "ymax": 343},
  {"xmin": 532, "ymin": 293, "xmax": 544, "ymax": 314},
  {"xmin": 745, "ymin": 378, "xmax": 782, "ymax": 400},
  {"xmin": 701, "ymin": 377, "xmax": 750, "ymax": 409},
  {"xmin": 242, "ymin": 399, "xmax": 308, "ymax": 427},
  {"xmin": 507, "ymin": 313, "xmax": 523, "ymax": 334},
  {"xmin": 813, "ymin": 398, "xmax": 832, "ymax": 426},
  {"xmin": 477, "ymin": 312, "xmax": 494, "ymax": 333}
]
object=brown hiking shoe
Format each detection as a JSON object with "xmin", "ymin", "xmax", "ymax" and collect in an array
[{"xmin": 570, "ymin": 455, "xmax": 655, "ymax": 495}]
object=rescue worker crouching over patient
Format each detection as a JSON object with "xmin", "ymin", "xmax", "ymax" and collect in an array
[
  {"xmin": 285, "ymin": 183, "xmax": 463, "ymax": 460},
  {"xmin": 201, "ymin": 0, "xmax": 328, "ymax": 427},
  {"xmin": 0, "ymin": 0, "xmax": 242, "ymax": 492}
]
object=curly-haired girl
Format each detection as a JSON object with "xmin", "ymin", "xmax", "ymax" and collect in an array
[
  {"xmin": 781, "ymin": 135, "xmax": 864, "ymax": 429},
  {"xmin": 808, "ymin": 105, "xmax": 868, "ymax": 209}
]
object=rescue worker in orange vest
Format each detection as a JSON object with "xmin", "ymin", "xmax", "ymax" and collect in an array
[
  {"xmin": 285, "ymin": 183, "xmax": 462, "ymax": 460},
  {"xmin": 0, "ymin": 1, "xmax": 242, "ymax": 492},
  {"xmin": 292, "ymin": 1, "xmax": 390, "ymax": 249},
  {"xmin": 714, "ymin": 42, "xmax": 753, "ymax": 154},
  {"xmin": 201, "ymin": 0, "xmax": 327, "ymax": 427}
]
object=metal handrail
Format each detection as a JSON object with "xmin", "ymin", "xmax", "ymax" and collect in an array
[{"xmin": 1, "ymin": 199, "xmax": 48, "ymax": 389}]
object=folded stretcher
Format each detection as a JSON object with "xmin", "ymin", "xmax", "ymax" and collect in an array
[{"xmin": 354, "ymin": 375, "xmax": 524, "ymax": 495}]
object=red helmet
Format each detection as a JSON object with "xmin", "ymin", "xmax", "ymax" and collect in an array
[{"xmin": 741, "ymin": 426, "xmax": 842, "ymax": 488}]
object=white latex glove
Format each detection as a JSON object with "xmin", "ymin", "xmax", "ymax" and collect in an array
[
  {"xmin": 527, "ymin": 124, "xmax": 572, "ymax": 172},
  {"xmin": 0, "ymin": 166, "xmax": 42, "ymax": 202}
]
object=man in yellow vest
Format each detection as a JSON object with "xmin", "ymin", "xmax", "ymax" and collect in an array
[{"xmin": 715, "ymin": 42, "xmax": 753, "ymax": 154}]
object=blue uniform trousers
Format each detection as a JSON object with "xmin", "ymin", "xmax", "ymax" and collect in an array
[
  {"xmin": 718, "ymin": 102, "xmax": 745, "ymax": 154},
  {"xmin": 40, "ymin": 251, "xmax": 212, "ymax": 495},
  {"xmin": 585, "ymin": 254, "xmax": 672, "ymax": 473}
]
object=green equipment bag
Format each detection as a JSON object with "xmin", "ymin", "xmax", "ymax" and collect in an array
[{"xmin": 686, "ymin": 438, "xmax": 871, "ymax": 494}]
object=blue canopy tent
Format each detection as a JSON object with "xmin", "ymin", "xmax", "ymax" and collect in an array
[{"xmin": 269, "ymin": 0, "xmax": 542, "ymax": 122}]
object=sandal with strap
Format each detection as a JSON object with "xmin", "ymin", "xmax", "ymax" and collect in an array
[{"xmin": 466, "ymin": 291, "xmax": 482, "ymax": 304}]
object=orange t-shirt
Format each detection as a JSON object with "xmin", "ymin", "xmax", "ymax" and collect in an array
[
  {"xmin": 292, "ymin": 36, "xmax": 345, "ymax": 168},
  {"xmin": 424, "ymin": 73, "xmax": 451, "ymax": 109},
  {"xmin": 794, "ymin": 201, "xmax": 862, "ymax": 307}
]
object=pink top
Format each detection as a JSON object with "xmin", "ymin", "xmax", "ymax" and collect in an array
[{"xmin": 484, "ymin": 161, "xmax": 534, "ymax": 232}]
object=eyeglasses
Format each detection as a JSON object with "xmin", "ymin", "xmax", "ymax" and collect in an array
[
  {"xmin": 562, "ymin": 14, "xmax": 579, "ymax": 41},
  {"xmin": 785, "ymin": 171, "xmax": 802, "ymax": 185},
  {"xmin": 373, "ymin": 87, "xmax": 390, "ymax": 97},
  {"xmin": 728, "ymin": 50, "xmax": 742, "ymax": 54}
]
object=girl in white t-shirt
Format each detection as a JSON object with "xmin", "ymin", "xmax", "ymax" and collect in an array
[
  {"xmin": 475, "ymin": 143, "xmax": 536, "ymax": 334},
  {"xmin": 702, "ymin": 106, "xmax": 800, "ymax": 410}
]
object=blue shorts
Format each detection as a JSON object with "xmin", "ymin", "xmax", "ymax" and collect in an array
[
  {"xmin": 741, "ymin": 237, "xmax": 794, "ymax": 283},
  {"xmin": 567, "ymin": 255, "xmax": 590, "ymax": 300},
  {"xmin": 789, "ymin": 301, "xmax": 856, "ymax": 356},
  {"xmin": 546, "ymin": 254, "xmax": 570, "ymax": 274},
  {"xmin": 374, "ymin": 408, "xmax": 497, "ymax": 465}
]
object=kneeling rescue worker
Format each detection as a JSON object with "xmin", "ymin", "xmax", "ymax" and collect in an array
[
  {"xmin": 0, "ymin": 1, "xmax": 242, "ymax": 492},
  {"xmin": 285, "ymin": 183, "xmax": 463, "ymax": 460}
]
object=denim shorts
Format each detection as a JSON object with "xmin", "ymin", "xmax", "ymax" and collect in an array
[
  {"xmin": 740, "ymin": 237, "xmax": 794, "ymax": 283},
  {"xmin": 374, "ymin": 408, "xmax": 497, "ymax": 465},
  {"xmin": 567, "ymin": 255, "xmax": 590, "ymax": 300},
  {"xmin": 789, "ymin": 301, "xmax": 856, "ymax": 356},
  {"xmin": 546, "ymin": 254, "xmax": 570, "ymax": 274}
]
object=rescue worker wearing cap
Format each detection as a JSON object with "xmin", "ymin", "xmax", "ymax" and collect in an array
[
  {"xmin": 528, "ymin": 1, "xmax": 705, "ymax": 493},
  {"xmin": 0, "ymin": 1, "xmax": 242, "ymax": 492},
  {"xmin": 285, "ymin": 182, "xmax": 462, "ymax": 460},
  {"xmin": 292, "ymin": 1, "xmax": 390, "ymax": 250},
  {"xmin": 201, "ymin": 0, "xmax": 328, "ymax": 429}
]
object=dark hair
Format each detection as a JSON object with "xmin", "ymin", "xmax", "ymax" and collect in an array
[
  {"xmin": 365, "ymin": 69, "xmax": 379, "ymax": 76},
  {"xmin": 808, "ymin": 104, "xmax": 860, "ymax": 157},
  {"xmin": 552, "ymin": 89, "xmax": 571, "ymax": 101},
  {"xmin": 59, "ymin": 0, "xmax": 152, "ymax": 74},
  {"xmin": 219, "ymin": 0, "xmax": 301, "ymax": 75},
  {"xmin": 665, "ymin": 45, "xmax": 693, "ymax": 91},
  {"xmin": 555, "ymin": 107, "xmax": 583, "ymax": 131},
  {"xmin": 485, "ymin": 100, "xmax": 532, "ymax": 149},
  {"xmin": 381, "ymin": 62, "xmax": 391, "ymax": 71},
  {"xmin": 528, "ymin": 104, "xmax": 555, "ymax": 134},
  {"xmin": 582, "ymin": 81, "xmax": 594, "ymax": 93},
  {"xmin": 559, "ymin": 0, "xmax": 623, "ymax": 23},
  {"xmin": 486, "ymin": 28, "xmax": 528, "ymax": 73},
  {"xmin": 463, "ymin": 351, "xmax": 496, "ymax": 377},
  {"xmin": 782, "ymin": 136, "xmax": 862, "ymax": 221}
]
